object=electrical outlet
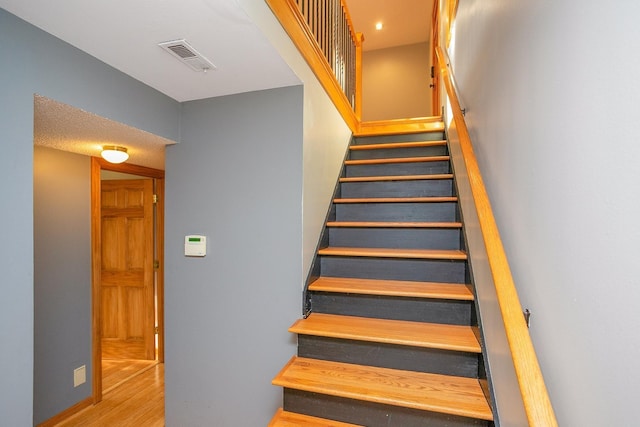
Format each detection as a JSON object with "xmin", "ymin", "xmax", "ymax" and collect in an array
[{"xmin": 73, "ymin": 365, "xmax": 86, "ymax": 387}]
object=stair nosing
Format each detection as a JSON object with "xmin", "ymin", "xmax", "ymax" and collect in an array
[
  {"xmin": 308, "ymin": 277, "xmax": 474, "ymax": 301},
  {"xmin": 273, "ymin": 356, "xmax": 493, "ymax": 422},
  {"xmin": 340, "ymin": 173, "xmax": 453, "ymax": 182},
  {"xmin": 349, "ymin": 140, "xmax": 447, "ymax": 151},
  {"xmin": 290, "ymin": 313, "xmax": 481, "ymax": 353},
  {"xmin": 344, "ymin": 155, "xmax": 450, "ymax": 165},
  {"xmin": 269, "ymin": 408, "xmax": 364, "ymax": 427},
  {"xmin": 333, "ymin": 196, "xmax": 457, "ymax": 204},
  {"xmin": 317, "ymin": 247, "xmax": 467, "ymax": 260},
  {"xmin": 325, "ymin": 221, "xmax": 462, "ymax": 229}
]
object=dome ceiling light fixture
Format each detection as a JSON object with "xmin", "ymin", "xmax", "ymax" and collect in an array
[{"xmin": 101, "ymin": 145, "xmax": 129, "ymax": 164}]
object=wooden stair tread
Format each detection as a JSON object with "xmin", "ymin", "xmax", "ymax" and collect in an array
[
  {"xmin": 308, "ymin": 277, "xmax": 474, "ymax": 301},
  {"xmin": 269, "ymin": 408, "xmax": 363, "ymax": 427},
  {"xmin": 326, "ymin": 221, "xmax": 462, "ymax": 228},
  {"xmin": 340, "ymin": 173, "xmax": 453, "ymax": 182},
  {"xmin": 334, "ymin": 196, "xmax": 457, "ymax": 203},
  {"xmin": 344, "ymin": 155, "xmax": 450, "ymax": 165},
  {"xmin": 317, "ymin": 247, "xmax": 467, "ymax": 260},
  {"xmin": 291, "ymin": 313, "xmax": 481, "ymax": 353},
  {"xmin": 273, "ymin": 356, "xmax": 493, "ymax": 421},
  {"xmin": 350, "ymin": 140, "xmax": 446, "ymax": 151}
]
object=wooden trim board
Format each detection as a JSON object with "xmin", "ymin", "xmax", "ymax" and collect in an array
[
  {"xmin": 37, "ymin": 397, "xmax": 93, "ymax": 427},
  {"xmin": 91, "ymin": 158, "xmax": 166, "ymax": 405}
]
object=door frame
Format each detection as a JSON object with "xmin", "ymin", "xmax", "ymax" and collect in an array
[
  {"xmin": 90, "ymin": 157, "xmax": 165, "ymax": 403},
  {"xmin": 431, "ymin": 0, "xmax": 441, "ymax": 115}
]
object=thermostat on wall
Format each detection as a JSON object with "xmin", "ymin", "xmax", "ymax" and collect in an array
[{"xmin": 185, "ymin": 235, "xmax": 207, "ymax": 257}]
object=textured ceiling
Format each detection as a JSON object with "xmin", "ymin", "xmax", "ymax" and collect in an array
[{"xmin": 34, "ymin": 95, "xmax": 173, "ymax": 170}]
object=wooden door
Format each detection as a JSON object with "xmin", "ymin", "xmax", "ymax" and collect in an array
[
  {"xmin": 100, "ymin": 179, "xmax": 155, "ymax": 360},
  {"xmin": 431, "ymin": 0, "xmax": 441, "ymax": 115}
]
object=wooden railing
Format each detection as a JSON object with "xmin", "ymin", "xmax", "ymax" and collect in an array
[
  {"xmin": 266, "ymin": 0, "xmax": 362, "ymax": 130},
  {"xmin": 295, "ymin": 0, "xmax": 357, "ymax": 108},
  {"xmin": 436, "ymin": 46, "xmax": 558, "ymax": 427},
  {"xmin": 266, "ymin": 0, "xmax": 446, "ymax": 135}
]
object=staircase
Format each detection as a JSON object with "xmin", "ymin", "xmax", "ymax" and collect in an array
[{"xmin": 270, "ymin": 129, "xmax": 494, "ymax": 426}]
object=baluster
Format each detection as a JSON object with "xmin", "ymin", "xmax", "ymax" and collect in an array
[
  {"xmin": 319, "ymin": 1, "xmax": 327, "ymax": 59},
  {"xmin": 331, "ymin": 0, "xmax": 336, "ymax": 74},
  {"xmin": 342, "ymin": 11, "xmax": 347, "ymax": 90},
  {"xmin": 308, "ymin": 0, "xmax": 313, "ymax": 38},
  {"xmin": 315, "ymin": 0, "xmax": 320, "ymax": 40},
  {"xmin": 338, "ymin": 13, "xmax": 342, "ymax": 89},
  {"xmin": 323, "ymin": 0, "xmax": 328, "ymax": 62}
]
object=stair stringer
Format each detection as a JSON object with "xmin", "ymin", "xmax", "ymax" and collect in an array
[
  {"xmin": 302, "ymin": 134, "xmax": 355, "ymax": 318},
  {"xmin": 446, "ymin": 126, "xmax": 528, "ymax": 426}
]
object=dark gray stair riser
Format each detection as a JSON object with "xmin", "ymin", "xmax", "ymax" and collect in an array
[
  {"xmin": 328, "ymin": 227, "xmax": 461, "ymax": 250},
  {"xmin": 283, "ymin": 389, "xmax": 490, "ymax": 427},
  {"xmin": 335, "ymin": 202, "xmax": 458, "ymax": 222},
  {"xmin": 320, "ymin": 256, "xmax": 468, "ymax": 283},
  {"xmin": 349, "ymin": 145, "xmax": 448, "ymax": 160},
  {"xmin": 297, "ymin": 335, "xmax": 480, "ymax": 377},
  {"xmin": 340, "ymin": 179, "xmax": 454, "ymax": 198},
  {"xmin": 352, "ymin": 132, "xmax": 446, "ymax": 145},
  {"xmin": 310, "ymin": 292, "xmax": 472, "ymax": 325},
  {"xmin": 345, "ymin": 160, "xmax": 451, "ymax": 177},
  {"xmin": 329, "ymin": 227, "xmax": 461, "ymax": 250}
]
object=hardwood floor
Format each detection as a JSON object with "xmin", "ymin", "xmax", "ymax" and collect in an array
[
  {"xmin": 102, "ymin": 339, "xmax": 148, "ymax": 360},
  {"xmin": 102, "ymin": 359, "xmax": 158, "ymax": 393},
  {"xmin": 56, "ymin": 364, "xmax": 164, "ymax": 426}
]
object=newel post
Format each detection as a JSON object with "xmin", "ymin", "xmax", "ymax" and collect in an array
[{"xmin": 355, "ymin": 32, "xmax": 365, "ymax": 120}]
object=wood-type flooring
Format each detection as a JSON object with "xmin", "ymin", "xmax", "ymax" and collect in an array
[{"xmin": 55, "ymin": 364, "xmax": 164, "ymax": 426}]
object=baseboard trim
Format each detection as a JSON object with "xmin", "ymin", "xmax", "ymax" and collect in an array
[{"xmin": 37, "ymin": 396, "xmax": 93, "ymax": 427}]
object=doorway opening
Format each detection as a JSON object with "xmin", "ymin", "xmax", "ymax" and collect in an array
[{"xmin": 91, "ymin": 158, "xmax": 165, "ymax": 402}]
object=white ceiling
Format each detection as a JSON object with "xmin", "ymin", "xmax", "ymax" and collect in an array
[
  {"xmin": 346, "ymin": 0, "xmax": 433, "ymax": 51},
  {"xmin": 3, "ymin": 0, "xmax": 430, "ymax": 168},
  {"xmin": 0, "ymin": 0, "xmax": 300, "ymax": 103}
]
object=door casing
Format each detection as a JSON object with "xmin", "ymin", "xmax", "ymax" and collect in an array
[{"xmin": 90, "ymin": 157, "xmax": 165, "ymax": 403}]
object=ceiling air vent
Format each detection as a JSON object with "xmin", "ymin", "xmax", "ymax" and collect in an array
[{"xmin": 158, "ymin": 39, "xmax": 216, "ymax": 72}]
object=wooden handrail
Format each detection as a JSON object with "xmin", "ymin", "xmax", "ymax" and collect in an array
[{"xmin": 436, "ymin": 46, "xmax": 557, "ymax": 427}]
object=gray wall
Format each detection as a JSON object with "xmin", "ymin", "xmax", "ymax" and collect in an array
[
  {"xmin": 237, "ymin": 0, "xmax": 352, "ymax": 277},
  {"xmin": 0, "ymin": 8, "xmax": 179, "ymax": 425},
  {"xmin": 362, "ymin": 42, "xmax": 432, "ymax": 121},
  {"xmin": 165, "ymin": 86, "xmax": 303, "ymax": 425},
  {"xmin": 450, "ymin": 1, "xmax": 640, "ymax": 425},
  {"xmin": 33, "ymin": 147, "xmax": 92, "ymax": 424}
]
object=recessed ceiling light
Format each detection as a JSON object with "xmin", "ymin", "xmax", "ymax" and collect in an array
[{"xmin": 375, "ymin": 22, "xmax": 383, "ymax": 31}]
